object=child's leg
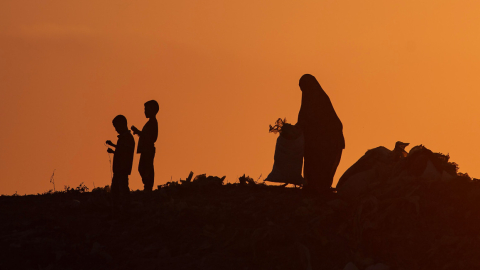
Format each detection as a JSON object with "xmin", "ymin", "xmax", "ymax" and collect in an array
[
  {"xmin": 139, "ymin": 149, "xmax": 156, "ymax": 191},
  {"xmin": 111, "ymin": 174, "xmax": 120, "ymax": 206},
  {"xmin": 120, "ymin": 175, "xmax": 130, "ymax": 206}
]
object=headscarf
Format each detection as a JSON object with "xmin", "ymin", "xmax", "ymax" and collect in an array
[{"xmin": 297, "ymin": 74, "xmax": 345, "ymax": 149}]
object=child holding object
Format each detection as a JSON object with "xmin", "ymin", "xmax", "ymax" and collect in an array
[
  {"xmin": 131, "ymin": 100, "xmax": 159, "ymax": 191},
  {"xmin": 106, "ymin": 115, "xmax": 135, "ymax": 207}
]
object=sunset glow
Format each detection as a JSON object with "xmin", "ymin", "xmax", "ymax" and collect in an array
[{"xmin": 1, "ymin": 0, "xmax": 480, "ymax": 195}]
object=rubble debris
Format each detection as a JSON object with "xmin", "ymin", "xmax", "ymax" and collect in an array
[
  {"xmin": 239, "ymin": 174, "xmax": 255, "ymax": 185},
  {"xmin": 162, "ymin": 172, "xmax": 226, "ymax": 188},
  {"xmin": 337, "ymin": 142, "xmax": 459, "ymax": 199},
  {"xmin": 2, "ymin": 143, "xmax": 480, "ymax": 269},
  {"xmin": 192, "ymin": 174, "xmax": 225, "ymax": 186},
  {"xmin": 180, "ymin": 171, "xmax": 194, "ymax": 184},
  {"xmin": 365, "ymin": 263, "xmax": 389, "ymax": 270},
  {"xmin": 344, "ymin": 262, "xmax": 359, "ymax": 270}
]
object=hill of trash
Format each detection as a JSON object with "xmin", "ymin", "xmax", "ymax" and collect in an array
[{"xmin": 2, "ymin": 144, "xmax": 480, "ymax": 270}]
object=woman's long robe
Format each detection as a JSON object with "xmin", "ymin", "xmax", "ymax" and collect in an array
[{"xmin": 297, "ymin": 74, "xmax": 345, "ymax": 193}]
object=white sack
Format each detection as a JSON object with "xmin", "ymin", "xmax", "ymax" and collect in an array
[{"xmin": 265, "ymin": 133, "xmax": 305, "ymax": 185}]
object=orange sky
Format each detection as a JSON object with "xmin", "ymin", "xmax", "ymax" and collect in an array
[{"xmin": 1, "ymin": 1, "xmax": 480, "ymax": 195}]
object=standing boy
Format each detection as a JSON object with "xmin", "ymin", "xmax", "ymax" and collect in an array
[
  {"xmin": 106, "ymin": 115, "xmax": 135, "ymax": 206},
  {"xmin": 131, "ymin": 100, "xmax": 159, "ymax": 191}
]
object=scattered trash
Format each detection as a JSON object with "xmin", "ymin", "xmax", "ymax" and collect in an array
[
  {"xmin": 192, "ymin": 174, "xmax": 225, "ymax": 186},
  {"xmin": 2, "ymin": 142, "xmax": 480, "ymax": 269},
  {"xmin": 365, "ymin": 263, "xmax": 390, "ymax": 270},
  {"xmin": 337, "ymin": 142, "xmax": 459, "ymax": 199},
  {"xmin": 239, "ymin": 174, "xmax": 255, "ymax": 185},
  {"xmin": 180, "ymin": 171, "xmax": 194, "ymax": 184},
  {"xmin": 344, "ymin": 262, "xmax": 359, "ymax": 270}
]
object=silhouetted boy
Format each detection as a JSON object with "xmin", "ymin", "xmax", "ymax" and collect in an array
[
  {"xmin": 106, "ymin": 115, "xmax": 135, "ymax": 206},
  {"xmin": 131, "ymin": 100, "xmax": 159, "ymax": 191}
]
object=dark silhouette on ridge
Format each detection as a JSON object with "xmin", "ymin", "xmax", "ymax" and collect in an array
[
  {"xmin": 296, "ymin": 74, "xmax": 345, "ymax": 194},
  {"xmin": 336, "ymin": 141, "xmax": 409, "ymax": 195},
  {"xmin": 106, "ymin": 115, "xmax": 135, "ymax": 206},
  {"xmin": 132, "ymin": 100, "xmax": 159, "ymax": 192}
]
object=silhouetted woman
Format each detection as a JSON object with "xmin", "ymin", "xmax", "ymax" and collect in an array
[{"xmin": 296, "ymin": 74, "xmax": 345, "ymax": 194}]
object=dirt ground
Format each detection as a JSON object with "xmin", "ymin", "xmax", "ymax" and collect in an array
[{"xmin": 2, "ymin": 174, "xmax": 480, "ymax": 270}]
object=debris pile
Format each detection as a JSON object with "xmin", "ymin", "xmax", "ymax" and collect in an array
[
  {"xmin": 2, "ymin": 146, "xmax": 480, "ymax": 270},
  {"xmin": 337, "ymin": 142, "xmax": 462, "ymax": 199},
  {"xmin": 336, "ymin": 142, "xmax": 480, "ymax": 269}
]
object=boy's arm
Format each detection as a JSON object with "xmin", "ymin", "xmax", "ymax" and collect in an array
[
  {"xmin": 137, "ymin": 120, "xmax": 157, "ymax": 141},
  {"xmin": 106, "ymin": 140, "xmax": 116, "ymax": 148},
  {"xmin": 131, "ymin": 125, "xmax": 142, "ymax": 136}
]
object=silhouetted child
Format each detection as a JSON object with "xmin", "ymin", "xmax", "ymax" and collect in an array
[
  {"xmin": 106, "ymin": 115, "xmax": 135, "ymax": 207},
  {"xmin": 131, "ymin": 100, "xmax": 159, "ymax": 191}
]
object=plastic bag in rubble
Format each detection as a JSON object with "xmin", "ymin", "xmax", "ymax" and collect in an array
[
  {"xmin": 337, "ymin": 142, "xmax": 458, "ymax": 199},
  {"xmin": 336, "ymin": 141, "xmax": 410, "ymax": 198},
  {"xmin": 265, "ymin": 119, "xmax": 305, "ymax": 185}
]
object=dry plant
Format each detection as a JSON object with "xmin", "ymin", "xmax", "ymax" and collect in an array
[
  {"xmin": 269, "ymin": 118, "xmax": 287, "ymax": 134},
  {"xmin": 50, "ymin": 169, "xmax": 56, "ymax": 192}
]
